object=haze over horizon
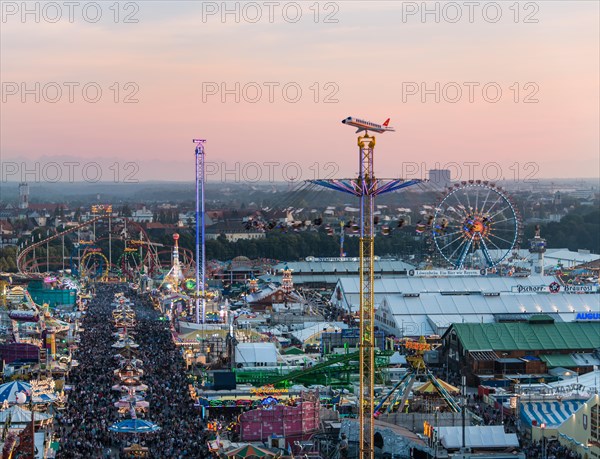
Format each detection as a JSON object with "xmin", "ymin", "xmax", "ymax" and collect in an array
[{"xmin": 1, "ymin": 1, "xmax": 599, "ymax": 182}]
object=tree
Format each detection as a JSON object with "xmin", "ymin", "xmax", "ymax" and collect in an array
[{"xmin": 120, "ymin": 205, "xmax": 133, "ymax": 218}]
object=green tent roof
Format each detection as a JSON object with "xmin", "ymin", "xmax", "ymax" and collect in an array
[
  {"xmin": 540, "ymin": 354, "xmax": 578, "ymax": 368},
  {"xmin": 450, "ymin": 322, "xmax": 600, "ymax": 352},
  {"xmin": 283, "ymin": 346, "xmax": 305, "ymax": 355}
]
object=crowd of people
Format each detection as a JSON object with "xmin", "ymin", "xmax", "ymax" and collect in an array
[
  {"xmin": 522, "ymin": 439, "xmax": 584, "ymax": 459},
  {"xmin": 55, "ymin": 284, "xmax": 208, "ymax": 458}
]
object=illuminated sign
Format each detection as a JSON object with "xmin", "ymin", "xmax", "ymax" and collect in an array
[
  {"xmin": 575, "ymin": 312, "xmax": 600, "ymax": 321},
  {"xmin": 250, "ymin": 385, "xmax": 289, "ymax": 396},
  {"xmin": 91, "ymin": 204, "xmax": 113, "ymax": 214},
  {"xmin": 405, "ymin": 341, "xmax": 432, "ymax": 351}
]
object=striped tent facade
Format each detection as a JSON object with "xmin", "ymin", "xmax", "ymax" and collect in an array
[{"xmin": 520, "ymin": 400, "xmax": 586, "ymax": 428}]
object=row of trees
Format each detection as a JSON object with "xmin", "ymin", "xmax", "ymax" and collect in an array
[
  {"xmin": 197, "ymin": 230, "xmax": 424, "ymax": 261},
  {"xmin": 523, "ymin": 207, "xmax": 600, "ymax": 254},
  {"xmin": 1, "ymin": 206, "xmax": 597, "ymax": 272},
  {"xmin": 158, "ymin": 207, "xmax": 600, "ymax": 262}
]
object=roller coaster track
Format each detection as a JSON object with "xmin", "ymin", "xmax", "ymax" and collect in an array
[
  {"xmin": 16, "ymin": 216, "xmax": 174, "ymax": 278},
  {"xmin": 266, "ymin": 351, "xmax": 361, "ymax": 386},
  {"xmin": 235, "ymin": 350, "xmax": 392, "ymax": 387},
  {"xmin": 17, "ymin": 215, "xmax": 105, "ymax": 275}
]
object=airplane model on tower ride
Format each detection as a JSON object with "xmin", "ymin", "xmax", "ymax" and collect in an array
[{"xmin": 341, "ymin": 116, "xmax": 395, "ymax": 134}]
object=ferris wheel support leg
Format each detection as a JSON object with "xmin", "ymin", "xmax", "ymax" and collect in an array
[{"xmin": 457, "ymin": 238, "xmax": 473, "ymax": 269}]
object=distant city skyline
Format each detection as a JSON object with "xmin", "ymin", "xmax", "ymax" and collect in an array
[{"xmin": 1, "ymin": 1, "xmax": 598, "ymax": 181}]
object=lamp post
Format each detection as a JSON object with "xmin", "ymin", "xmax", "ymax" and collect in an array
[
  {"xmin": 500, "ymin": 352, "xmax": 509, "ymax": 426},
  {"xmin": 541, "ymin": 422, "xmax": 546, "ymax": 459},
  {"xmin": 434, "ymin": 406, "xmax": 439, "ymax": 458}
]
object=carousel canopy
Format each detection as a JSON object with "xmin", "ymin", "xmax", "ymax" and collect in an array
[
  {"xmin": 0, "ymin": 405, "xmax": 53, "ymax": 423},
  {"xmin": 115, "ymin": 400, "xmax": 149, "ymax": 409},
  {"xmin": 112, "ymin": 384, "xmax": 148, "ymax": 392},
  {"xmin": 0, "ymin": 381, "xmax": 30, "ymax": 403},
  {"xmin": 117, "ymin": 357, "xmax": 144, "ymax": 368},
  {"xmin": 112, "ymin": 339, "xmax": 139, "ymax": 349},
  {"xmin": 108, "ymin": 418, "xmax": 160, "ymax": 433},
  {"xmin": 118, "ymin": 394, "xmax": 146, "ymax": 403}
]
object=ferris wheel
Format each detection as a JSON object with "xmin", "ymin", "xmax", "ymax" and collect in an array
[
  {"xmin": 432, "ymin": 182, "xmax": 520, "ymax": 269},
  {"xmin": 79, "ymin": 249, "xmax": 109, "ymax": 280}
]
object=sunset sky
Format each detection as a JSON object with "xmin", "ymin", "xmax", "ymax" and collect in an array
[{"xmin": 1, "ymin": 1, "xmax": 598, "ymax": 182}]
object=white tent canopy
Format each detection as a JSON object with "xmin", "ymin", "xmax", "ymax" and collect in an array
[
  {"xmin": 291, "ymin": 322, "xmax": 348, "ymax": 344},
  {"xmin": 0, "ymin": 405, "xmax": 53, "ymax": 424},
  {"xmin": 549, "ymin": 369, "xmax": 600, "ymax": 394},
  {"xmin": 234, "ymin": 343, "xmax": 278, "ymax": 367},
  {"xmin": 437, "ymin": 426, "xmax": 519, "ymax": 449}
]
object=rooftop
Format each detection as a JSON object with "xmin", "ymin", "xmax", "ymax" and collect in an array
[
  {"xmin": 273, "ymin": 258, "xmax": 415, "ymax": 274},
  {"xmin": 447, "ymin": 321, "xmax": 600, "ymax": 352}
]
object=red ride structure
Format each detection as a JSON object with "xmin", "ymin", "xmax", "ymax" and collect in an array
[{"xmin": 16, "ymin": 213, "xmax": 169, "ymax": 280}]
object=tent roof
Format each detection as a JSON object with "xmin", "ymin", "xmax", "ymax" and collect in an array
[
  {"xmin": 0, "ymin": 405, "xmax": 53, "ymax": 423},
  {"xmin": 540, "ymin": 354, "xmax": 578, "ymax": 368},
  {"xmin": 235, "ymin": 343, "xmax": 278, "ymax": 364},
  {"xmin": 520, "ymin": 400, "xmax": 585, "ymax": 428},
  {"xmin": 549, "ymin": 369, "xmax": 600, "ymax": 393},
  {"xmin": 108, "ymin": 418, "xmax": 160, "ymax": 433},
  {"xmin": 389, "ymin": 352, "xmax": 407, "ymax": 365},
  {"xmin": 448, "ymin": 322, "xmax": 600, "ymax": 352},
  {"xmin": 283, "ymin": 346, "xmax": 305, "ymax": 355},
  {"xmin": 437, "ymin": 425, "xmax": 519, "ymax": 449},
  {"xmin": 414, "ymin": 379, "xmax": 459, "ymax": 394},
  {"xmin": 290, "ymin": 322, "xmax": 347, "ymax": 343},
  {"xmin": 0, "ymin": 381, "xmax": 31, "ymax": 403}
]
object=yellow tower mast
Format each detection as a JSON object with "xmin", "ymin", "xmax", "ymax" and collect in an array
[
  {"xmin": 358, "ymin": 133, "xmax": 376, "ymax": 459},
  {"xmin": 310, "ymin": 117, "xmax": 421, "ymax": 459}
]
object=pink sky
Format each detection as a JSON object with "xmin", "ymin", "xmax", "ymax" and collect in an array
[{"xmin": 1, "ymin": 1, "xmax": 598, "ymax": 181}]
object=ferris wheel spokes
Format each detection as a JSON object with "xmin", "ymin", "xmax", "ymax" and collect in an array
[{"xmin": 432, "ymin": 183, "xmax": 520, "ymax": 269}]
